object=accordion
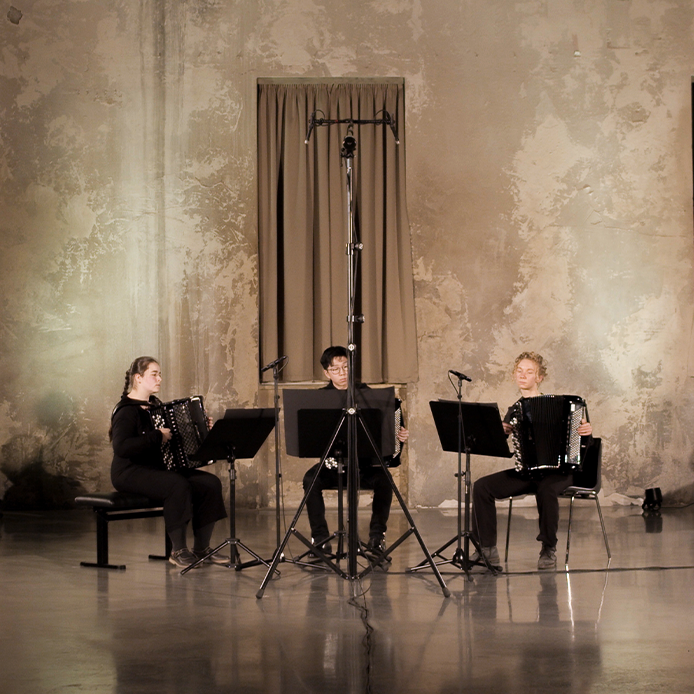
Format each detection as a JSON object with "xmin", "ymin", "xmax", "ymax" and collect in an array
[
  {"xmin": 149, "ymin": 396, "xmax": 211, "ymax": 471},
  {"xmin": 391, "ymin": 399, "xmax": 404, "ymax": 465},
  {"xmin": 509, "ymin": 395, "xmax": 586, "ymax": 477}
]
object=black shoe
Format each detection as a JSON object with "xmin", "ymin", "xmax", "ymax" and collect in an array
[
  {"xmin": 366, "ymin": 534, "xmax": 386, "ymax": 554},
  {"xmin": 309, "ymin": 537, "xmax": 333, "ymax": 557}
]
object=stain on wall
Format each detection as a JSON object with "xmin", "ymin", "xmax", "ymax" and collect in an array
[{"xmin": 1, "ymin": 0, "xmax": 693, "ymax": 509}]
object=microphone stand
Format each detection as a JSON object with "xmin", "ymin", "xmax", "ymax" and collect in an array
[
  {"xmin": 339, "ymin": 126, "xmax": 448, "ymax": 592},
  {"xmin": 343, "ymin": 130, "xmax": 361, "ymax": 579},
  {"xmin": 261, "ymin": 355, "xmax": 287, "ymax": 552},
  {"xmin": 271, "ymin": 361, "xmax": 283, "ymax": 550}
]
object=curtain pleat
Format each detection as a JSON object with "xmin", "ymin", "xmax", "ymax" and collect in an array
[{"xmin": 258, "ymin": 81, "xmax": 418, "ymax": 383}]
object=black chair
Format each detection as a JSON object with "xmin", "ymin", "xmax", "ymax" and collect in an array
[{"xmin": 504, "ymin": 438, "xmax": 611, "ymax": 567}]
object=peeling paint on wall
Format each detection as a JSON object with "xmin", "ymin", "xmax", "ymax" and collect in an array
[{"xmin": 1, "ymin": 0, "xmax": 694, "ymax": 508}]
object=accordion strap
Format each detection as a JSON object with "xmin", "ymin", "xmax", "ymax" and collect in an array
[{"xmin": 110, "ymin": 397, "xmax": 159, "ymax": 421}]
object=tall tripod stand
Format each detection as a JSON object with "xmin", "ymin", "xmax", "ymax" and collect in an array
[
  {"xmin": 409, "ymin": 390, "xmax": 512, "ymax": 578},
  {"xmin": 257, "ymin": 117, "xmax": 449, "ymax": 598},
  {"xmin": 256, "ymin": 387, "xmax": 450, "ymax": 595}
]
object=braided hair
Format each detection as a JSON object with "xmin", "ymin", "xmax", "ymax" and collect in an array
[
  {"xmin": 109, "ymin": 356, "xmax": 159, "ymax": 441},
  {"xmin": 122, "ymin": 356, "xmax": 159, "ymax": 397}
]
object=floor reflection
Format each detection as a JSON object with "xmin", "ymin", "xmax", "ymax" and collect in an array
[{"xmin": 0, "ymin": 506, "xmax": 693, "ymax": 693}]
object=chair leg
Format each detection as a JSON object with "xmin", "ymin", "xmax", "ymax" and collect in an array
[
  {"xmin": 564, "ymin": 493, "xmax": 611, "ymax": 568},
  {"xmin": 594, "ymin": 494, "xmax": 611, "ymax": 561},
  {"xmin": 504, "ymin": 498, "xmax": 513, "ymax": 563},
  {"xmin": 565, "ymin": 495, "xmax": 575, "ymax": 568}
]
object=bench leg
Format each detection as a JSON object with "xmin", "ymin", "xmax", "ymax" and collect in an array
[
  {"xmin": 148, "ymin": 533, "xmax": 172, "ymax": 562},
  {"xmin": 80, "ymin": 511, "xmax": 126, "ymax": 570}
]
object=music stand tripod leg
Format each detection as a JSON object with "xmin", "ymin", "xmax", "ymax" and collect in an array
[
  {"xmin": 257, "ymin": 431, "xmax": 352, "ymax": 597},
  {"xmin": 409, "ymin": 399, "xmax": 502, "ymax": 577},
  {"xmin": 182, "ymin": 452, "xmax": 273, "ymax": 575},
  {"xmin": 256, "ymin": 492, "xmax": 348, "ymax": 598},
  {"xmin": 285, "ymin": 416, "xmax": 351, "ymax": 568},
  {"xmin": 457, "ymin": 447, "xmax": 501, "ymax": 575},
  {"xmin": 354, "ymin": 414, "xmax": 451, "ymax": 597},
  {"xmin": 293, "ymin": 456, "xmax": 350, "ymax": 564}
]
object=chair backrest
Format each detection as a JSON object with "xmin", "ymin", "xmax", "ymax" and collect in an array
[{"xmin": 567, "ymin": 437, "xmax": 602, "ymax": 493}]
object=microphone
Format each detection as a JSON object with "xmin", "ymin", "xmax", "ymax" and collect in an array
[
  {"xmin": 261, "ymin": 355, "xmax": 288, "ymax": 373},
  {"xmin": 304, "ymin": 113, "xmax": 316, "ymax": 144},
  {"xmin": 449, "ymin": 369, "xmax": 472, "ymax": 382},
  {"xmin": 341, "ymin": 134, "xmax": 357, "ymax": 158},
  {"xmin": 388, "ymin": 117, "xmax": 400, "ymax": 144}
]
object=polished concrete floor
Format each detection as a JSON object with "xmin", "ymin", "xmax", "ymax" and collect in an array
[{"xmin": 1, "ymin": 502, "xmax": 693, "ymax": 694}]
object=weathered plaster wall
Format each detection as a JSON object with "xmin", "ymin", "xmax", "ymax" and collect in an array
[{"xmin": 1, "ymin": 0, "xmax": 693, "ymax": 509}]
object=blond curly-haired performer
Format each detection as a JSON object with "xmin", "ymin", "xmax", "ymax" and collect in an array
[{"xmin": 471, "ymin": 352, "xmax": 592, "ymax": 570}]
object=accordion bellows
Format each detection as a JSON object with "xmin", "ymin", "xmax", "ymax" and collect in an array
[
  {"xmin": 149, "ymin": 396, "xmax": 211, "ymax": 470},
  {"xmin": 509, "ymin": 394, "xmax": 586, "ymax": 477}
]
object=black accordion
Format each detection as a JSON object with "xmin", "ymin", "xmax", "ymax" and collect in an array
[
  {"xmin": 149, "ymin": 396, "xmax": 211, "ymax": 471},
  {"xmin": 509, "ymin": 395, "xmax": 587, "ymax": 477}
]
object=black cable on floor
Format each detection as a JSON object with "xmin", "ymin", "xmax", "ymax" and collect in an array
[{"xmin": 349, "ymin": 579, "xmax": 375, "ymax": 694}]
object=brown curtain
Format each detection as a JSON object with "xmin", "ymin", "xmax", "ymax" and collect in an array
[{"xmin": 258, "ymin": 80, "xmax": 418, "ymax": 383}]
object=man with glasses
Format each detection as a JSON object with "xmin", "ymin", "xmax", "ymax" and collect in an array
[{"xmin": 302, "ymin": 346, "xmax": 409, "ymax": 556}]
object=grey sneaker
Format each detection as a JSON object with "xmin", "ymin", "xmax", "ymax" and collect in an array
[
  {"xmin": 471, "ymin": 545, "xmax": 501, "ymax": 566},
  {"xmin": 538, "ymin": 545, "xmax": 557, "ymax": 570},
  {"xmin": 168, "ymin": 548, "xmax": 200, "ymax": 569},
  {"xmin": 192, "ymin": 547, "xmax": 232, "ymax": 566}
]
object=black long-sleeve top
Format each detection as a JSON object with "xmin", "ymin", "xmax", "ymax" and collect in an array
[{"xmin": 110, "ymin": 396, "xmax": 165, "ymax": 476}]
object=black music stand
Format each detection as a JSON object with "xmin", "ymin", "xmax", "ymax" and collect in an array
[
  {"xmin": 181, "ymin": 409, "xmax": 276, "ymax": 574},
  {"xmin": 409, "ymin": 399, "xmax": 512, "ymax": 577},
  {"xmin": 286, "ymin": 389, "xmax": 391, "ymax": 565},
  {"xmin": 293, "ymin": 407, "xmax": 354, "ymax": 565},
  {"xmin": 260, "ymin": 388, "xmax": 393, "ymax": 579},
  {"xmin": 257, "ymin": 387, "xmax": 451, "ymax": 597},
  {"xmin": 283, "ymin": 388, "xmax": 395, "ymax": 458}
]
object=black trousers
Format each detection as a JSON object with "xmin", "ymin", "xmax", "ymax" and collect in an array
[
  {"xmin": 111, "ymin": 464, "xmax": 227, "ymax": 533},
  {"xmin": 302, "ymin": 463, "xmax": 393, "ymax": 541},
  {"xmin": 471, "ymin": 468, "xmax": 573, "ymax": 549}
]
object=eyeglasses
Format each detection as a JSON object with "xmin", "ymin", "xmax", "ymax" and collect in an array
[{"xmin": 327, "ymin": 366, "xmax": 349, "ymax": 374}]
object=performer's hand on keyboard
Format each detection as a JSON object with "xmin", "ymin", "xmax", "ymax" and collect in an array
[
  {"xmin": 158, "ymin": 427, "xmax": 172, "ymax": 443},
  {"xmin": 397, "ymin": 427, "xmax": 410, "ymax": 443}
]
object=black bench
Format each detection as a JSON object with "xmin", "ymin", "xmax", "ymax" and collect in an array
[{"xmin": 75, "ymin": 491, "xmax": 171, "ymax": 570}]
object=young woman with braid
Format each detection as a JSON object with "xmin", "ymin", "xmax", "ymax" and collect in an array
[{"xmin": 110, "ymin": 357, "xmax": 228, "ymax": 569}]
